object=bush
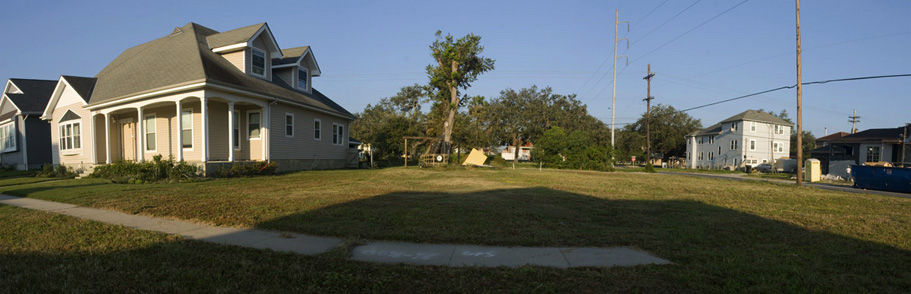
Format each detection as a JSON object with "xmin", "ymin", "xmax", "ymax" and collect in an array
[
  {"xmin": 35, "ymin": 164, "xmax": 78, "ymax": 178},
  {"xmin": 532, "ymin": 126, "xmax": 614, "ymax": 172},
  {"xmin": 90, "ymin": 155, "xmax": 199, "ymax": 184},
  {"xmin": 214, "ymin": 161, "xmax": 277, "ymax": 178},
  {"xmin": 488, "ymin": 155, "xmax": 507, "ymax": 168},
  {"xmin": 644, "ymin": 163, "xmax": 656, "ymax": 173}
]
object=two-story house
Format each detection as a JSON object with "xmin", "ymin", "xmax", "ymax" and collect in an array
[
  {"xmin": 40, "ymin": 22, "xmax": 356, "ymax": 174},
  {"xmin": 685, "ymin": 110, "xmax": 792, "ymax": 169},
  {"xmin": 0, "ymin": 78, "xmax": 57, "ymax": 170}
]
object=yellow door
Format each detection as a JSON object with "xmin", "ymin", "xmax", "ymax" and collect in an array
[{"xmin": 121, "ymin": 122, "xmax": 135, "ymax": 161}]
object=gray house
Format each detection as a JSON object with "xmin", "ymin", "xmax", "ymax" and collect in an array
[
  {"xmin": 685, "ymin": 110, "xmax": 793, "ymax": 169},
  {"xmin": 1, "ymin": 79, "xmax": 57, "ymax": 170}
]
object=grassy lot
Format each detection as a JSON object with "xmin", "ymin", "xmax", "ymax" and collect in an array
[{"xmin": 2, "ymin": 167, "xmax": 910, "ymax": 292}]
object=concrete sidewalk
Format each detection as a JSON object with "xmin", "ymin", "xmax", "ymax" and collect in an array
[{"xmin": 0, "ymin": 194, "xmax": 671, "ymax": 268}]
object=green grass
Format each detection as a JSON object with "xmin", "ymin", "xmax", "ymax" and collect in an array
[
  {"xmin": 744, "ymin": 172, "xmax": 794, "ymax": 180},
  {"xmin": 2, "ymin": 168, "xmax": 910, "ymax": 292},
  {"xmin": 0, "ymin": 169, "xmax": 37, "ymax": 178}
]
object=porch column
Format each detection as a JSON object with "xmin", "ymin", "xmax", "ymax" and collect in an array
[
  {"xmin": 176, "ymin": 101, "xmax": 183, "ymax": 161},
  {"xmin": 137, "ymin": 107, "xmax": 144, "ymax": 161},
  {"xmin": 262, "ymin": 104, "xmax": 269, "ymax": 161},
  {"xmin": 201, "ymin": 97, "xmax": 208, "ymax": 162},
  {"xmin": 90, "ymin": 112, "xmax": 97, "ymax": 164},
  {"xmin": 228, "ymin": 101, "xmax": 235, "ymax": 162},
  {"xmin": 104, "ymin": 112, "xmax": 111, "ymax": 164}
]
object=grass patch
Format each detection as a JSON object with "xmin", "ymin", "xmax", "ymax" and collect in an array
[
  {"xmin": 0, "ymin": 169, "xmax": 37, "ymax": 178},
  {"xmin": 2, "ymin": 168, "xmax": 911, "ymax": 291}
]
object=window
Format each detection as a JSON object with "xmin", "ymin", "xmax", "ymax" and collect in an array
[
  {"xmin": 58, "ymin": 121, "xmax": 80, "ymax": 152},
  {"xmin": 285, "ymin": 113, "xmax": 294, "ymax": 137},
  {"xmin": 709, "ymin": 152, "xmax": 714, "ymax": 160},
  {"xmin": 699, "ymin": 152, "xmax": 703, "ymax": 160},
  {"xmin": 773, "ymin": 142, "xmax": 783, "ymax": 153},
  {"xmin": 144, "ymin": 115, "xmax": 156, "ymax": 151},
  {"xmin": 750, "ymin": 121, "xmax": 756, "ymax": 132},
  {"xmin": 732, "ymin": 122, "xmax": 738, "ymax": 131},
  {"xmin": 718, "ymin": 146, "xmax": 721, "ymax": 154},
  {"xmin": 866, "ymin": 146, "xmax": 881, "ymax": 162},
  {"xmin": 314, "ymin": 119, "xmax": 321, "ymax": 140},
  {"xmin": 251, "ymin": 48, "xmax": 266, "ymax": 76},
  {"xmin": 750, "ymin": 139, "xmax": 756, "ymax": 151},
  {"xmin": 298, "ymin": 68, "xmax": 308, "ymax": 89},
  {"xmin": 181, "ymin": 109, "xmax": 193, "ymax": 149},
  {"xmin": 731, "ymin": 140, "xmax": 738, "ymax": 150},
  {"xmin": 248, "ymin": 111, "xmax": 261, "ymax": 139},
  {"xmin": 709, "ymin": 136, "xmax": 715, "ymax": 144},
  {"xmin": 233, "ymin": 111, "xmax": 240, "ymax": 149},
  {"xmin": 0, "ymin": 123, "xmax": 16, "ymax": 152},
  {"xmin": 332, "ymin": 124, "xmax": 344, "ymax": 145}
]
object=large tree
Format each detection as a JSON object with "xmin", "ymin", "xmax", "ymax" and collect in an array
[
  {"xmin": 757, "ymin": 109, "xmax": 816, "ymax": 160},
  {"xmin": 349, "ymin": 85, "xmax": 428, "ymax": 160},
  {"xmin": 621, "ymin": 104, "xmax": 701, "ymax": 160},
  {"xmin": 426, "ymin": 31, "xmax": 495, "ymax": 146}
]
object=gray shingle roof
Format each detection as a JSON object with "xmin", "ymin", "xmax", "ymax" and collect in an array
[
  {"xmin": 205, "ymin": 23, "xmax": 265, "ymax": 49},
  {"xmin": 281, "ymin": 46, "xmax": 309, "ymax": 58},
  {"xmin": 6, "ymin": 79, "xmax": 57, "ymax": 113},
  {"xmin": 87, "ymin": 23, "xmax": 353, "ymax": 119},
  {"xmin": 687, "ymin": 123, "xmax": 722, "ymax": 137},
  {"xmin": 719, "ymin": 109, "xmax": 794, "ymax": 126},
  {"xmin": 61, "ymin": 75, "xmax": 96, "ymax": 103}
]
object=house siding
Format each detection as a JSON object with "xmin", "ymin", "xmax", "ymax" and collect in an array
[
  {"xmin": 0, "ymin": 119, "xmax": 25, "ymax": 169},
  {"xmin": 208, "ymin": 101, "xmax": 229, "ymax": 161},
  {"xmin": 687, "ymin": 120, "xmax": 791, "ymax": 169},
  {"xmin": 51, "ymin": 100, "xmax": 93, "ymax": 172},
  {"xmin": 274, "ymin": 68, "xmax": 293, "ymax": 86},
  {"xmin": 24, "ymin": 115, "xmax": 52, "ymax": 169},
  {"xmin": 141, "ymin": 105, "xmax": 176, "ymax": 159},
  {"xmin": 222, "ymin": 50, "xmax": 245, "ymax": 72},
  {"xmin": 269, "ymin": 102, "xmax": 348, "ymax": 161},
  {"xmin": 247, "ymin": 35, "xmax": 272, "ymax": 81}
]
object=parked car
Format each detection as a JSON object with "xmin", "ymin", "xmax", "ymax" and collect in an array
[{"xmin": 754, "ymin": 163, "xmax": 774, "ymax": 173}]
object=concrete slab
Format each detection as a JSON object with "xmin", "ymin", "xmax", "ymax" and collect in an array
[
  {"xmin": 55, "ymin": 207, "xmax": 109, "ymax": 219},
  {"xmin": 0, "ymin": 197, "xmax": 78, "ymax": 211},
  {"xmin": 352, "ymin": 242, "xmax": 455, "ymax": 266},
  {"xmin": 561, "ymin": 247, "xmax": 671, "ymax": 267},
  {"xmin": 126, "ymin": 218, "xmax": 208, "ymax": 235},
  {"xmin": 196, "ymin": 229, "xmax": 280, "ymax": 246},
  {"xmin": 450, "ymin": 245, "xmax": 569, "ymax": 268},
  {"xmin": 247, "ymin": 232, "xmax": 342, "ymax": 255},
  {"xmin": 76, "ymin": 210, "xmax": 159, "ymax": 227}
]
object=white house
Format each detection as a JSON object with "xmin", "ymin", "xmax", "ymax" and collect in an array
[{"xmin": 685, "ymin": 110, "xmax": 792, "ymax": 169}]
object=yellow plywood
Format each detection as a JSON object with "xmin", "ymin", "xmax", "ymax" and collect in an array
[{"xmin": 462, "ymin": 148, "xmax": 488, "ymax": 166}]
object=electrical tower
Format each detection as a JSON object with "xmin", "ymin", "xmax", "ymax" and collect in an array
[
  {"xmin": 610, "ymin": 9, "xmax": 629, "ymax": 148},
  {"xmin": 848, "ymin": 109, "xmax": 861, "ymax": 133},
  {"xmin": 643, "ymin": 64, "xmax": 655, "ymax": 166}
]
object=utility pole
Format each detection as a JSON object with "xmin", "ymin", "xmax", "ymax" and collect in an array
[
  {"xmin": 643, "ymin": 64, "xmax": 655, "ymax": 166},
  {"xmin": 610, "ymin": 9, "xmax": 629, "ymax": 148},
  {"xmin": 795, "ymin": 0, "xmax": 804, "ymax": 186},
  {"xmin": 848, "ymin": 109, "xmax": 861, "ymax": 133}
]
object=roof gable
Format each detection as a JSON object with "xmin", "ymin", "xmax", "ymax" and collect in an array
[
  {"xmin": 274, "ymin": 46, "xmax": 321, "ymax": 76},
  {"xmin": 719, "ymin": 109, "xmax": 793, "ymax": 126},
  {"xmin": 207, "ymin": 23, "xmax": 281, "ymax": 56},
  {"xmin": 59, "ymin": 109, "xmax": 82, "ymax": 122},
  {"xmin": 2, "ymin": 78, "xmax": 57, "ymax": 113}
]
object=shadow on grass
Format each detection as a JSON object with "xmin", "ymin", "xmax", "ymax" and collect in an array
[{"xmin": 254, "ymin": 187, "xmax": 911, "ymax": 292}]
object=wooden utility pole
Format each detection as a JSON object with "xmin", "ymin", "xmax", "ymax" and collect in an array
[
  {"xmin": 795, "ymin": 0, "xmax": 804, "ymax": 186},
  {"xmin": 643, "ymin": 64, "xmax": 655, "ymax": 166},
  {"xmin": 848, "ymin": 109, "xmax": 861, "ymax": 133},
  {"xmin": 610, "ymin": 9, "xmax": 629, "ymax": 148}
]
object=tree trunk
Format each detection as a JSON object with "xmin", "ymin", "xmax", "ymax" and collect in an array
[
  {"xmin": 513, "ymin": 136, "xmax": 520, "ymax": 169},
  {"xmin": 443, "ymin": 60, "xmax": 459, "ymax": 144}
]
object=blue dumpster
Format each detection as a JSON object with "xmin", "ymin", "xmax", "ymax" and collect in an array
[{"xmin": 850, "ymin": 165, "xmax": 911, "ymax": 193}]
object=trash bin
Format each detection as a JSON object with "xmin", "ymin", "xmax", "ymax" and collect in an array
[
  {"xmin": 805, "ymin": 159, "xmax": 821, "ymax": 182},
  {"xmin": 745, "ymin": 165, "xmax": 752, "ymax": 173}
]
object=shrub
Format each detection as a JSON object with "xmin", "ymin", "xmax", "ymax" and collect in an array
[
  {"xmin": 644, "ymin": 163, "xmax": 656, "ymax": 173},
  {"xmin": 90, "ymin": 155, "xmax": 200, "ymax": 184},
  {"xmin": 488, "ymin": 155, "xmax": 507, "ymax": 168},
  {"xmin": 35, "ymin": 164, "xmax": 78, "ymax": 178},
  {"xmin": 533, "ymin": 126, "xmax": 615, "ymax": 172},
  {"xmin": 214, "ymin": 161, "xmax": 277, "ymax": 178}
]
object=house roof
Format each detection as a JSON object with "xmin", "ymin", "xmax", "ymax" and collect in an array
[
  {"xmin": 84, "ymin": 22, "xmax": 352, "ymax": 119},
  {"xmin": 816, "ymin": 131, "xmax": 849, "ymax": 142},
  {"xmin": 687, "ymin": 123, "xmax": 723, "ymax": 137},
  {"xmin": 5, "ymin": 79, "xmax": 57, "ymax": 113},
  {"xmin": 61, "ymin": 76, "xmax": 97, "ymax": 103},
  {"xmin": 719, "ymin": 109, "xmax": 794, "ymax": 126},
  {"xmin": 810, "ymin": 145, "xmax": 847, "ymax": 154},
  {"xmin": 206, "ymin": 23, "xmax": 266, "ymax": 49},
  {"xmin": 826, "ymin": 127, "xmax": 906, "ymax": 144}
]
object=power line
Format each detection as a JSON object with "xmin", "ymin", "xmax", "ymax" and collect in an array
[
  {"xmin": 632, "ymin": 0, "xmax": 671, "ymax": 27},
  {"xmin": 631, "ymin": 0, "xmax": 750, "ymax": 64},
  {"xmin": 631, "ymin": 0, "xmax": 703, "ymax": 47}
]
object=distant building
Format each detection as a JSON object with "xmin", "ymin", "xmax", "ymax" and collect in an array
[
  {"xmin": 685, "ymin": 110, "xmax": 793, "ymax": 169},
  {"xmin": 501, "ymin": 142, "xmax": 533, "ymax": 161},
  {"xmin": 1, "ymin": 79, "xmax": 57, "ymax": 170},
  {"xmin": 811, "ymin": 126, "xmax": 910, "ymax": 177}
]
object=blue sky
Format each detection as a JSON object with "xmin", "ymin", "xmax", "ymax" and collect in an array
[{"xmin": 1, "ymin": 0, "xmax": 908, "ymax": 137}]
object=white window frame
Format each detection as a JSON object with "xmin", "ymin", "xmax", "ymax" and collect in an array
[
  {"xmin": 285, "ymin": 113, "xmax": 295, "ymax": 137},
  {"xmin": 297, "ymin": 67, "xmax": 308, "ymax": 90},
  {"xmin": 749, "ymin": 139, "xmax": 756, "ymax": 151},
  {"xmin": 251, "ymin": 48, "xmax": 266, "ymax": 77},
  {"xmin": 248, "ymin": 110, "xmax": 262, "ymax": 140},
  {"xmin": 0, "ymin": 121, "xmax": 16, "ymax": 153},
  {"xmin": 750, "ymin": 121, "xmax": 756, "ymax": 132},
  {"xmin": 313, "ymin": 119, "xmax": 321, "ymax": 140},
  {"xmin": 709, "ymin": 152, "xmax": 714, "ymax": 160},
  {"xmin": 181, "ymin": 108, "xmax": 194, "ymax": 150},
  {"xmin": 866, "ymin": 146, "xmax": 880, "ymax": 162},
  {"xmin": 332, "ymin": 123, "xmax": 340, "ymax": 145},
  {"xmin": 58, "ymin": 120, "xmax": 81, "ymax": 155},
  {"xmin": 144, "ymin": 113, "xmax": 157, "ymax": 152}
]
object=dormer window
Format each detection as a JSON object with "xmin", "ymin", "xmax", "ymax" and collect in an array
[
  {"xmin": 252, "ymin": 48, "xmax": 266, "ymax": 76},
  {"xmin": 298, "ymin": 68, "xmax": 308, "ymax": 90}
]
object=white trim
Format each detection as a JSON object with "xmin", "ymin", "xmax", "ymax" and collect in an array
[
  {"xmin": 233, "ymin": 110, "xmax": 241, "ymax": 151},
  {"xmin": 143, "ymin": 113, "xmax": 157, "ymax": 152},
  {"xmin": 0, "ymin": 120, "xmax": 17, "ymax": 153},
  {"xmin": 247, "ymin": 110, "xmax": 262, "ymax": 140},
  {"xmin": 250, "ymin": 47, "xmax": 267, "ymax": 78},
  {"xmin": 42, "ymin": 76, "xmax": 90, "ymax": 120},
  {"xmin": 750, "ymin": 121, "xmax": 756, "ymax": 132},
  {"xmin": 248, "ymin": 23, "xmax": 282, "ymax": 57},
  {"xmin": 297, "ymin": 67, "xmax": 309, "ymax": 92},
  {"xmin": 331, "ymin": 123, "xmax": 345, "ymax": 146},
  {"xmin": 284, "ymin": 112, "xmax": 294, "ymax": 137},
  {"xmin": 749, "ymin": 139, "xmax": 756, "ymax": 151},
  {"xmin": 211, "ymin": 43, "xmax": 246, "ymax": 53},
  {"xmin": 313, "ymin": 118, "xmax": 321, "ymax": 140},
  {"xmin": 181, "ymin": 108, "xmax": 194, "ymax": 150},
  {"xmin": 85, "ymin": 82, "xmax": 206, "ymax": 110},
  {"xmin": 1, "ymin": 94, "xmax": 23, "ymax": 114},
  {"xmin": 58, "ymin": 119, "xmax": 83, "ymax": 156},
  {"xmin": 3, "ymin": 80, "xmax": 22, "ymax": 95}
]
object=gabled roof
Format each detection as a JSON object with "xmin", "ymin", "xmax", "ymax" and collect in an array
[
  {"xmin": 84, "ymin": 22, "xmax": 352, "ymax": 119},
  {"xmin": 206, "ymin": 23, "xmax": 281, "ymax": 56},
  {"xmin": 61, "ymin": 75, "xmax": 97, "ymax": 102},
  {"xmin": 720, "ymin": 109, "xmax": 793, "ymax": 126},
  {"xmin": 3, "ymin": 79, "xmax": 57, "ymax": 113},
  {"xmin": 816, "ymin": 131, "xmax": 849, "ymax": 142},
  {"xmin": 273, "ymin": 46, "xmax": 322, "ymax": 76},
  {"xmin": 687, "ymin": 123, "xmax": 722, "ymax": 137}
]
